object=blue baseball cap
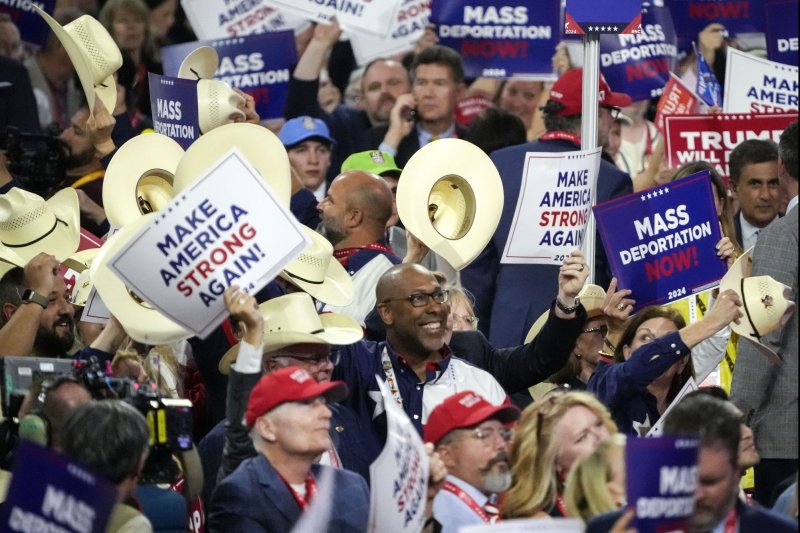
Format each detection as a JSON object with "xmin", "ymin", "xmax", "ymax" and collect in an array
[{"xmin": 278, "ymin": 116, "xmax": 336, "ymax": 147}]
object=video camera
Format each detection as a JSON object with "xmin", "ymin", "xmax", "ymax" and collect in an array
[{"xmin": 0, "ymin": 126, "xmax": 67, "ymax": 197}]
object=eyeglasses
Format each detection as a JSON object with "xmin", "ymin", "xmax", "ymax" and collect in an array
[
  {"xmin": 581, "ymin": 325, "xmax": 608, "ymax": 337},
  {"xmin": 381, "ymin": 289, "xmax": 450, "ymax": 308},
  {"xmin": 602, "ymin": 105, "xmax": 622, "ymax": 120},
  {"xmin": 450, "ymin": 313, "xmax": 479, "ymax": 329},
  {"xmin": 467, "ymin": 426, "xmax": 514, "ymax": 444},
  {"xmin": 276, "ymin": 350, "xmax": 340, "ymax": 367}
]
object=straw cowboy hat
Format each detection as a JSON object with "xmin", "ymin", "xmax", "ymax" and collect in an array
[
  {"xmin": 396, "ymin": 138, "xmax": 504, "ymax": 271},
  {"xmin": 173, "ymin": 123, "xmax": 292, "ymax": 206},
  {"xmin": 0, "ymin": 188, "xmax": 80, "ymax": 266},
  {"xmin": 524, "ymin": 283, "xmax": 606, "ymax": 343},
  {"xmin": 218, "ymin": 292, "xmax": 363, "ymax": 374},
  {"xmin": 64, "ymin": 248, "xmax": 101, "ymax": 307},
  {"xmin": 719, "ymin": 249, "xmax": 795, "ymax": 364},
  {"xmin": 176, "ymin": 45, "xmax": 245, "ymax": 134},
  {"xmin": 279, "ymin": 226, "xmax": 354, "ymax": 307},
  {"xmin": 34, "ymin": 7, "xmax": 122, "ymax": 115},
  {"xmin": 103, "ymin": 133, "xmax": 185, "ymax": 227},
  {"xmin": 91, "ymin": 213, "xmax": 191, "ymax": 344}
]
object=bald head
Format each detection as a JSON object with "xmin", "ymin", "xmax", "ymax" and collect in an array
[
  {"xmin": 376, "ymin": 263, "xmax": 435, "ymax": 303},
  {"xmin": 43, "ymin": 381, "xmax": 92, "ymax": 451},
  {"xmin": 340, "ymin": 170, "xmax": 394, "ymax": 224}
]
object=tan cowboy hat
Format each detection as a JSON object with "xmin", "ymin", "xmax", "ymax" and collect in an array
[
  {"xmin": 396, "ymin": 138, "xmax": 504, "ymax": 271},
  {"xmin": 173, "ymin": 123, "xmax": 292, "ymax": 206},
  {"xmin": 218, "ymin": 292, "xmax": 363, "ymax": 375},
  {"xmin": 279, "ymin": 227, "xmax": 354, "ymax": 306},
  {"xmin": 0, "ymin": 188, "xmax": 80, "ymax": 266},
  {"xmin": 65, "ymin": 248, "xmax": 100, "ymax": 307},
  {"xmin": 103, "ymin": 133, "xmax": 185, "ymax": 227},
  {"xmin": 719, "ymin": 249, "xmax": 795, "ymax": 363},
  {"xmin": 524, "ymin": 284, "xmax": 605, "ymax": 343},
  {"xmin": 196, "ymin": 79, "xmax": 245, "ymax": 134},
  {"xmin": 63, "ymin": 247, "xmax": 100, "ymax": 274},
  {"xmin": 33, "ymin": 7, "xmax": 122, "ymax": 115},
  {"xmin": 178, "ymin": 46, "xmax": 219, "ymax": 80},
  {"xmin": 91, "ymin": 213, "xmax": 192, "ymax": 344}
]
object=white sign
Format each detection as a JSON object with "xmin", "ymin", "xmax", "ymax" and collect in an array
[
  {"xmin": 723, "ymin": 48, "xmax": 799, "ymax": 114},
  {"xmin": 348, "ymin": 0, "xmax": 429, "ymax": 65},
  {"xmin": 290, "ymin": 467, "xmax": 334, "ymax": 533},
  {"xmin": 501, "ymin": 148, "xmax": 601, "ymax": 265},
  {"xmin": 368, "ymin": 378, "xmax": 429, "ymax": 533},
  {"xmin": 107, "ymin": 149, "xmax": 310, "ymax": 338},
  {"xmin": 460, "ymin": 517, "xmax": 585, "ymax": 533},
  {"xmin": 647, "ymin": 377, "xmax": 698, "ymax": 437},
  {"xmin": 262, "ymin": 0, "xmax": 404, "ymax": 38},
  {"xmin": 181, "ymin": 0, "xmax": 309, "ymax": 40}
]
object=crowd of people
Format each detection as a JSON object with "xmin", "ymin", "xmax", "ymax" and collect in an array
[{"xmin": 0, "ymin": 1, "xmax": 798, "ymax": 532}]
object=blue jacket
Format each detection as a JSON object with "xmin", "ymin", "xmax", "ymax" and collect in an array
[
  {"xmin": 461, "ymin": 138, "xmax": 632, "ymax": 347},
  {"xmin": 208, "ymin": 456, "xmax": 369, "ymax": 533}
]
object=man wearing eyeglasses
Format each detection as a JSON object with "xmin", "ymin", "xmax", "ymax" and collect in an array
[{"xmin": 425, "ymin": 391, "xmax": 520, "ymax": 532}]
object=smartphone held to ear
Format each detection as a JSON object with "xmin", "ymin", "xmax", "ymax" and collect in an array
[{"xmin": 401, "ymin": 106, "xmax": 417, "ymax": 122}]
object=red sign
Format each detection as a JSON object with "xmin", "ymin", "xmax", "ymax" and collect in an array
[
  {"xmin": 655, "ymin": 74, "xmax": 700, "ymax": 133},
  {"xmin": 664, "ymin": 113, "xmax": 798, "ymax": 183}
]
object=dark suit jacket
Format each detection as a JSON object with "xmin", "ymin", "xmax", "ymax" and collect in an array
[
  {"xmin": 587, "ymin": 499, "xmax": 799, "ymax": 533},
  {"xmin": 0, "ymin": 56, "xmax": 40, "ymax": 132},
  {"xmin": 461, "ymin": 138, "xmax": 632, "ymax": 347},
  {"xmin": 367, "ymin": 123, "xmax": 468, "ymax": 168},
  {"xmin": 208, "ymin": 456, "xmax": 370, "ymax": 533}
]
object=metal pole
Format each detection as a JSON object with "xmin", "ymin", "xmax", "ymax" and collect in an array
[{"xmin": 581, "ymin": 33, "xmax": 600, "ymax": 284}]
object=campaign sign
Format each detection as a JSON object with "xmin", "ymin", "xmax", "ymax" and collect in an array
[
  {"xmin": 765, "ymin": 0, "xmax": 798, "ymax": 66},
  {"xmin": 723, "ymin": 47, "xmax": 799, "ymax": 114},
  {"xmin": 148, "ymin": 74, "xmax": 201, "ymax": 150},
  {"xmin": 647, "ymin": 377, "xmax": 698, "ymax": 437},
  {"xmin": 348, "ymin": 0, "xmax": 430, "ymax": 66},
  {"xmin": 654, "ymin": 73, "xmax": 700, "ymax": 132},
  {"xmin": 108, "ymin": 148, "xmax": 310, "ymax": 339},
  {"xmin": 600, "ymin": 2, "xmax": 678, "ymax": 101},
  {"xmin": 368, "ymin": 378, "xmax": 429, "ymax": 533},
  {"xmin": 626, "ymin": 436, "xmax": 700, "ymax": 533},
  {"xmin": 0, "ymin": 441, "xmax": 116, "ymax": 533},
  {"xmin": 161, "ymin": 32, "xmax": 297, "ymax": 120},
  {"xmin": 501, "ymin": 147, "xmax": 601, "ymax": 265},
  {"xmin": 564, "ymin": 0, "xmax": 642, "ymax": 36},
  {"xmin": 669, "ymin": 0, "xmax": 766, "ymax": 52},
  {"xmin": 431, "ymin": 1, "xmax": 560, "ymax": 79},
  {"xmin": 262, "ymin": 0, "xmax": 403, "ymax": 38},
  {"xmin": 0, "ymin": 0, "xmax": 56, "ymax": 47},
  {"xmin": 180, "ymin": 0, "xmax": 308, "ymax": 39},
  {"xmin": 593, "ymin": 170, "xmax": 726, "ymax": 310},
  {"xmin": 461, "ymin": 518, "xmax": 584, "ymax": 533},
  {"xmin": 664, "ymin": 113, "xmax": 798, "ymax": 182}
]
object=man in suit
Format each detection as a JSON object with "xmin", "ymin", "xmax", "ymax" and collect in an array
[
  {"xmin": 728, "ymin": 139, "xmax": 781, "ymax": 251},
  {"xmin": 461, "ymin": 68, "xmax": 633, "ymax": 346},
  {"xmin": 374, "ymin": 45, "xmax": 467, "ymax": 168},
  {"xmin": 588, "ymin": 394, "xmax": 797, "ymax": 532},
  {"xmin": 731, "ymin": 121, "xmax": 798, "ymax": 506}
]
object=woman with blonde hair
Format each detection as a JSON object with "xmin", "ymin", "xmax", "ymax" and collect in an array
[
  {"xmin": 502, "ymin": 390, "xmax": 618, "ymax": 519},
  {"xmin": 565, "ymin": 433, "xmax": 627, "ymax": 523}
]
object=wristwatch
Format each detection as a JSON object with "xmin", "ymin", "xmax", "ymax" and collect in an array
[
  {"xmin": 555, "ymin": 297, "xmax": 580, "ymax": 314},
  {"xmin": 21, "ymin": 289, "xmax": 48, "ymax": 309}
]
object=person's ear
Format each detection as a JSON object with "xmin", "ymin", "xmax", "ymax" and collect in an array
[
  {"xmin": 256, "ymin": 415, "xmax": 277, "ymax": 443},
  {"xmin": 622, "ymin": 344, "xmax": 631, "ymax": 360},
  {"xmin": 376, "ymin": 303, "xmax": 393, "ymax": 326},
  {"xmin": 3, "ymin": 303, "xmax": 17, "ymax": 321}
]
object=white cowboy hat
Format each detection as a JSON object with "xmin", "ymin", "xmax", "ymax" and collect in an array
[
  {"xmin": 218, "ymin": 292, "xmax": 363, "ymax": 374},
  {"xmin": 719, "ymin": 249, "xmax": 795, "ymax": 364},
  {"xmin": 279, "ymin": 226, "xmax": 354, "ymax": 307},
  {"xmin": 103, "ymin": 133, "xmax": 185, "ymax": 227},
  {"xmin": 91, "ymin": 213, "xmax": 192, "ymax": 344},
  {"xmin": 65, "ymin": 248, "xmax": 100, "ymax": 307},
  {"xmin": 33, "ymin": 7, "xmax": 122, "ymax": 115},
  {"xmin": 173, "ymin": 123, "xmax": 292, "ymax": 206},
  {"xmin": 178, "ymin": 46, "xmax": 219, "ymax": 80},
  {"xmin": 524, "ymin": 283, "xmax": 605, "ymax": 343},
  {"xmin": 396, "ymin": 138, "xmax": 504, "ymax": 271},
  {"xmin": 196, "ymin": 79, "xmax": 245, "ymax": 134},
  {"xmin": 0, "ymin": 187, "xmax": 80, "ymax": 266}
]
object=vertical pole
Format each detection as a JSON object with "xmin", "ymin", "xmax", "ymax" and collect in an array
[{"xmin": 581, "ymin": 33, "xmax": 600, "ymax": 284}]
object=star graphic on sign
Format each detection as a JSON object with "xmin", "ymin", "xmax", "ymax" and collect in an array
[
  {"xmin": 664, "ymin": 187, "xmax": 669, "ymax": 193},
  {"xmin": 632, "ymin": 414, "xmax": 652, "ymax": 437},
  {"xmin": 368, "ymin": 390, "xmax": 385, "ymax": 419},
  {"xmin": 647, "ymin": 192, "xmax": 652, "ymax": 199},
  {"xmin": 761, "ymin": 294, "xmax": 774, "ymax": 308},
  {"xmin": 614, "ymin": 26, "xmax": 619, "ymax": 31},
  {"xmin": 641, "ymin": 195, "xmax": 646, "ymax": 201}
]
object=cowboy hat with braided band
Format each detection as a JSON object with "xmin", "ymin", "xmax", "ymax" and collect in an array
[
  {"xmin": 0, "ymin": 188, "xmax": 80, "ymax": 267},
  {"xmin": 33, "ymin": 7, "xmax": 122, "ymax": 115}
]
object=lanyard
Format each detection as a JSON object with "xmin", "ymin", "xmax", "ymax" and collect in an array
[
  {"xmin": 540, "ymin": 131, "xmax": 582, "ymax": 145},
  {"xmin": 280, "ymin": 473, "xmax": 318, "ymax": 510},
  {"xmin": 333, "ymin": 242, "xmax": 394, "ymax": 268},
  {"xmin": 723, "ymin": 507, "xmax": 738, "ymax": 533},
  {"xmin": 555, "ymin": 494, "xmax": 567, "ymax": 517},
  {"xmin": 381, "ymin": 347, "xmax": 405, "ymax": 408},
  {"xmin": 441, "ymin": 482, "xmax": 498, "ymax": 523}
]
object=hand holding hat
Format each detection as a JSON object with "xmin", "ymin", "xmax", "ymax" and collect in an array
[{"xmin": 23, "ymin": 253, "xmax": 61, "ymax": 297}]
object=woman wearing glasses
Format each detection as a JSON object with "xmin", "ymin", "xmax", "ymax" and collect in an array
[{"xmin": 502, "ymin": 390, "xmax": 617, "ymax": 519}]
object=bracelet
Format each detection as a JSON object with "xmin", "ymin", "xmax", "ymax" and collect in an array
[{"xmin": 604, "ymin": 337, "xmax": 617, "ymax": 352}]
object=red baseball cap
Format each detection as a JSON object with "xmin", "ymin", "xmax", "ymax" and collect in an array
[
  {"xmin": 424, "ymin": 391, "xmax": 520, "ymax": 445},
  {"xmin": 245, "ymin": 366, "xmax": 348, "ymax": 429},
  {"xmin": 547, "ymin": 67, "xmax": 632, "ymax": 116}
]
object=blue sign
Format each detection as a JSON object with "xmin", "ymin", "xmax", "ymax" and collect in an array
[
  {"xmin": 627, "ymin": 436, "xmax": 700, "ymax": 533},
  {"xmin": 765, "ymin": 0, "xmax": 798, "ymax": 66},
  {"xmin": 148, "ymin": 73, "xmax": 201, "ymax": 149},
  {"xmin": 695, "ymin": 44, "xmax": 722, "ymax": 106},
  {"xmin": 600, "ymin": 1, "xmax": 678, "ymax": 101},
  {"xmin": 670, "ymin": 0, "xmax": 766, "ymax": 52},
  {"xmin": 430, "ymin": 1, "xmax": 560, "ymax": 79},
  {"xmin": 0, "ymin": 441, "xmax": 117, "ymax": 533},
  {"xmin": 161, "ymin": 32, "xmax": 297, "ymax": 120},
  {"xmin": 1, "ymin": 0, "xmax": 56, "ymax": 47},
  {"xmin": 593, "ymin": 170, "xmax": 727, "ymax": 310},
  {"xmin": 564, "ymin": 0, "xmax": 643, "ymax": 36}
]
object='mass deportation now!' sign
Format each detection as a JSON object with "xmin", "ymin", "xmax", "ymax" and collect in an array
[
  {"xmin": 148, "ymin": 74, "xmax": 201, "ymax": 149},
  {"xmin": 107, "ymin": 148, "xmax": 310, "ymax": 339},
  {"xmin": 593, "ymin": 170, "xmax": 727, "ymax": 311}
]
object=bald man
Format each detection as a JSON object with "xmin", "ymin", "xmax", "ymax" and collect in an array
[{"xmin": 317, "ymin": 170, "xmax": 401, "ymax": 324}]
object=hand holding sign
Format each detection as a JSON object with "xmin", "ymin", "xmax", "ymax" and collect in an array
[{"xmin": 557, "ymin": 249, "xmax": 590, "ymax": 310}]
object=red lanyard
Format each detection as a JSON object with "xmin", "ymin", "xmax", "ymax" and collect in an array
[
  {"xmin": 333, "ymin": 242, "xmax": 394, "ymax": 268},
  {"xmin": 280, "ymin": 473, "xmax": 318, "ymax": 510},
  {"xmin": 723, "ymin": 507, "xmax": 738, "ymax": 533},
  {"xmin": 441, "ymin": 481, "xmax": 499, "ymax": 523},
  {"xmin": 555, "ymin": 494, "xmax": 567, "ymax": 517},
  {"xmin": 540, "ymin": 131, "xmax": 582, "ymax": 145}
]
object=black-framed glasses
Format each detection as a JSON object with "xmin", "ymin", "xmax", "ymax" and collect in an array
[
  {"xmin": 581, "ymin": 325, "xmax": 608, "ymax": 337},
  {"xmin": 467, "ymin": 426, "xmax": 514, "ymax": 445},
  {"xmin": 277, "ymin": 351, "xmax": 341, "ymax": 367},
  {"xmin": 381, "ymin": 289, "xmax": 450, "ymax": 308}
]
